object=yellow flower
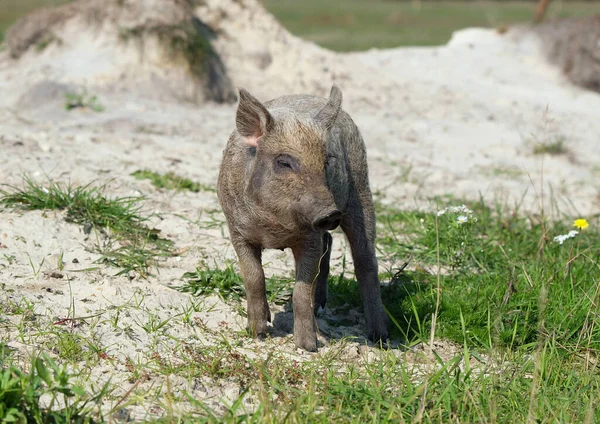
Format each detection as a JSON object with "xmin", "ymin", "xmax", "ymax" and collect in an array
[{"xmin": 573, "ymin": 218, "xmax": 589, "ymax": 230}]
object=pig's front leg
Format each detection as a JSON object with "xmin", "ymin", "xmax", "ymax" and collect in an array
[
  {"xmin": 233, "ymin": 239, "xmax": 270, "ymax": 336},
  {"xmin": 292, "ymin": 233, "xmax": 324, "ymax": 352}
]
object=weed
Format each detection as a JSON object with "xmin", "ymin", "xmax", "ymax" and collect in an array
[
  {"xmin": 131, "ymin": 169, "xmax": 215, "ymax": 193},
  {"xmin": 532, "ymin": 136, "xmax": 569, "ymax": 156},
  {"xmin": 180, "ymin": 262, "xmax": 293, "ymax": 306},
  {"xmin": 0, "ymin": 177, "xmax": 172, "ymax": 277},
  {"xmin": 65, "ymin": 90, "xmax": 104, "ymax": 112},
  {"xmin": 0, "ymin": 352, "xmax": 107, "ymax": 423}
]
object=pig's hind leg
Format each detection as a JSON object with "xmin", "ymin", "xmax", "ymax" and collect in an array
[
  {"xmin": 314, "ymin": 231, "xmax": 333, "ymax": 316},
  {"xmin": 341, "ymin": 196, "xmax": 389, "ymax": 344}
]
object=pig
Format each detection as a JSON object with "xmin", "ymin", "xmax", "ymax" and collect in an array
[{"xmin": 217, "ymin": 85, "xmax": 388, "ymax": 352}]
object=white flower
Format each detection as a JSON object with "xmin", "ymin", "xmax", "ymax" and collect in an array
[
  {"xmin": 553, "ymin": 230, "xmax": 579, "ymax": 245},
  {"xmin": 553, "ymin": 235, "xmax": 567, "ymax": 245},
  {"xmin": 457, "ymin": 215, "xmax": 469, "ymax": 224},
  {"xmin": 437, "ymin": 204, "xmax": 474, "ymax": 217}
]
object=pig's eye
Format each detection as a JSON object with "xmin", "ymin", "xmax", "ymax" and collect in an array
[
  {"xmin": 274, "ymin": 155, "xmax": 298, "ymax": 172},
  {"xmin": 277, "ymin": 159, "xmax": 292, "ymax": 169}
]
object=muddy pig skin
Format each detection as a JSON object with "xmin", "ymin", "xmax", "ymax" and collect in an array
[{"xmin": 217, "ymin": 85, "xmax": 388, "ymax": 351}]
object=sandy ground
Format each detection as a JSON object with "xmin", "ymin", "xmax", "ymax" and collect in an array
[{"xmin": 1, "ymin": 0, "xmax": 599, "ymax": 419}]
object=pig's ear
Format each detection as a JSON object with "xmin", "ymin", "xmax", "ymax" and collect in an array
[
  {"xmin": 236, "ymin": 88, "xmax": 273, "ymax": 147},
  {"xmin": 315, "ymin": 85, "xmax": 343, "ymax": 131}
]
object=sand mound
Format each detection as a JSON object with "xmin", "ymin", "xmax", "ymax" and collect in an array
[
  {"xmin": 1, "ymin": 0, "xmax": 354, "ymax": 109},
  {"xmin": 529, "ymin": 16, "xmax": 600, "ymax": 92},
  {"xmin": 3, "ymin": 0, "xmax": 236, "ymax": 104}
]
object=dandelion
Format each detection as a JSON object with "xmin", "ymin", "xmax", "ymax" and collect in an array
[
  {"xmin": 457, "ymin": 215, "xmax": 469, "ymax": 224},
  {"xmin": 573, "ymin": 218, "xmax": 589, "ymax": 230}
]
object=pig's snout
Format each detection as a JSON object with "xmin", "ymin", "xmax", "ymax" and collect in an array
[{"xmin": 312, "ymin": 210, "xmax": 342, "ymax": 231}]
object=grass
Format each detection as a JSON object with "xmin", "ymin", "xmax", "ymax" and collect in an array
[
  {"xmin": 263, "ymin": 0, "xmax": 600, "ymax": 51},
  {"xmin": 532, "ymin": 136, "xmax": 569, "ymax": 155},
  {"xmin": 180, "ymin": 262, "xmax": 293, "ymax": 306},
  {"xmin": 0, "ymin": 177, "xmax": 172, "ymax": 277},
  {"xmin": 64, "ymin": 91, "xmax": 104, "ymax": 113},
  {"xmin": 0, "ymin": 0, "xmax": 72, "ymax": 45},
  {"xmin": 376, "ymin": 198, "xmax": 600, "ymax": 349},
  {"xmin": 131, "ymin": 169, "xmax": 215, "ymax": 193},
  {"xmin": 3, "ymin": 1, "xmax": 600, "ymax": 52},
  {"xmin": 0, "ymin": 352, "xmax": 107, "ymax": 423},
  {"xmin": 168, "ymin": 197, "xmax": 600, "ymax": 422}
]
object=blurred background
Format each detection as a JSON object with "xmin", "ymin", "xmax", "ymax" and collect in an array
[{"xmin": 1, "ymin": 0, "xmax": 597, "ymax": 51}]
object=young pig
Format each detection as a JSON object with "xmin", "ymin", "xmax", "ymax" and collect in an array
[{"xmin": 217, "ymin": 85, "xmax": 388, "ymax": 351}]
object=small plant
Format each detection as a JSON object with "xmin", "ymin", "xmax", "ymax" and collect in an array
[
  {"xmin": 532, "ymin": 136, "xmax": 569, "ymax": 156},
  {"xmin": 180, "ymin": 263, "xmax": 246, "ymax": 302},
  {"xmin": 0, "ymin": 177, "xmax": 172, "ymax": 276},
  {"xmin": 64, "ymin": 90, "xmax": 104, "ymax": 112},
  {"xmin": 131, "ymin": 169, "xmax": 215, "ymax": 193},
  {"xmin": 0, "ymin": 353, "xmax": 106, "ymax": 423},
  {"xmin": 180, "ymin": 263, "xmax": 293, "ymax": 305}
]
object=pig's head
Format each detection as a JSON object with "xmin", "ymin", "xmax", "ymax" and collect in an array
[{"xmin": 235, "ymin": 86, "xmax": 345, "ymax": 233}]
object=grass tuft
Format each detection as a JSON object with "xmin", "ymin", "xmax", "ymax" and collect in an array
[
  {"xmin": 0, "ymin": 352, "xmax": 107, "ymax": 423},
  {"xmin": 0, "ymin": 177, "xmax": 172, "ymax": 277},
  {"xmin": 180, "ymin": 262, "xmax": 293, "ymax": 306},
  {"xmin": 532, "ymin": 137, "xmax": 569, "ymax": 156},
  {"xmin": 131, "ymin": 169, "xmax": 215, "ymax": 193},
  {"xmin": 64, "ymin": 90, "xmax": 104, "ymax": 112}
]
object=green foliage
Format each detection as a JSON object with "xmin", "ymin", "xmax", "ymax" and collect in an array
[
  {"xmin": 0, "ymin": 353, "xmax": 105, "ymax": 423},
  {"xmin": 532, "ymin": 136, "xmax": 569, "ymax": 155},
  {"xmin": 264, "ymin": 0, "xmax": 600, "ymax": 51},
  {"xmin": 131, "ymin": 169, "xmax": 215, "ymax": 193},
  {"xmin": 0, "ymin": 177, "xmax": 172, "ymax": 277},
  {"xmin": 64, "ymin": 91, "xmax": 104, "ymax": 112},
  {"xmin": 377, "ymin": 198, "xmax": 600, "ymax": 350},
  {"xmin": 155, "ymin": 343, "xmax": 600, "ymax": 422},
  {"xmin": 180, "ymin": 262, "xmax": 293, "ymax": 306}
]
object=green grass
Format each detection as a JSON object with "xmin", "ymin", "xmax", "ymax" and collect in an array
[
  {"xmin": 0, "ymin": 177, "xmax": 172, "ymax": 277},
  {"xmin": 64, "ymin": 91, "xmax": 104, "ymax": 113},
  {"xmin": 3, "ymin": 1, "xmax": 600, "ymax": 52},
  {"xmin": 0, "ymin": 353, "xmax": 107, "ymax": 423},
  {"xmin": 180, "ymin": 262, "xmax": 293, "ymax": 306},
  {"xmin": 131, "ymin": 169, "xmax": 215, "ymax": 193},
  {"xmin": 167, "ymin": 197, "xmax": 600, "ymax": 422},
  {"xmin": 263, "ymin": 0, "xmax": 600, "ymax": 51},
  {"xmin": 532, "ymin": 136, "xmax": 569, "ymax": 155},
  {"xmin": 0, "ymin": 0, "xmax": 72, "ymax": 45},
  {"xmin": 376, "ymin": 198, "xmax": 600, "ymax": 349}
]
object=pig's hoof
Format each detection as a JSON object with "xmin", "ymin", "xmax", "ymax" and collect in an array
[
  {"xmin": 294, "ymin": 332, "xmax": 318, "ymax": 352},
  {"xmin": 247, "ymin": 319, "xmax": 269, "ymax": 337},
  {"xmin": 313, "ymin": 292, "xmax": 327, "ymax": 316},
  {"xmin": 367, "ymin": 318, "xmax": 389, "ymax": 347}
]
